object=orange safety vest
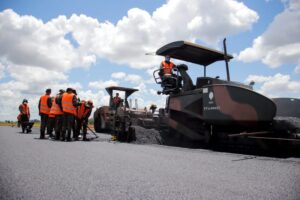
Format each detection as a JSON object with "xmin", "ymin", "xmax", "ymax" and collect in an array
[
  {"xmin": 50, "ymin": 97, "xmax": 63, "ymax": 116},
  {"xmin": 20, "ymin": 104, "xmax": 30, "ymax": 115},
  {"xmin": 39, "ymin": 95, "xmax": 50, "ymax": 114},
  {"xmin": 62, "ymin": 93, "xmax": 75, "ymax": 114},
  {"xmin": 77, "ymin": 101, "xmax": 92, "ymax": 119},
  {"xmin": 161, "ymin": 61, "xmax": 175, "ymax": 75}
]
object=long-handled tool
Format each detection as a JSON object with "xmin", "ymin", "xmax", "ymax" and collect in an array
[{"xmin": 86, "ymin": 122, "xmax": 99, "ymax": 138}]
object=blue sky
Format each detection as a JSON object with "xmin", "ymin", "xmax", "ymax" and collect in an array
[{"xmin": 0, "ymin": 0, "xmax": 299, "ymax": 120}]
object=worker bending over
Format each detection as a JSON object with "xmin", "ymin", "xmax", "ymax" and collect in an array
[{"xmin": 76, "ymin": 100, "xmax": 94, "ymax": 141}]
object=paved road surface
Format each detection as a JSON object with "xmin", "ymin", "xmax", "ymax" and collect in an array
[{"xmin": 0, "ymin": 126, "xmax": 299, "ymax": 200}]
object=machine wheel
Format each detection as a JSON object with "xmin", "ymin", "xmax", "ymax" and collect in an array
[
  {"xmin": 100, "ymin": 115, "xmax": 106, "ymax": 129},
  {"xmin": 93, "ymin": 109, "xmax": 102, "ymax": 133}
]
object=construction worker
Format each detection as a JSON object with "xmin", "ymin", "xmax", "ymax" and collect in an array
[
  {"xmin": 38, "ymin": 88, "xmax": 52, "ymax": 139},
  {"xmin": 47, "ymin": 97, "xmax": 56, "ymax": 139},
  {"xmin": 160, "ymin": 55, "xmax": 176, "ymax": 78},
  {"xmin": 52, "ymin": 89, "xmax": 65, "ymax": 140},
  {"xmin": 18, "ymin": 99, "xmax": 32, "ymax": 133},
  {"xmin": 150, "ymin": 104, "xmax": 157, "ymax": 114},
  {"xmin": 72, "ymin": 89, "xmax": 80, "ymax": 140},
  {"xmin": 58, "ymin": 88, "xmax": 77, "ymax": 141},
  {"xmin": 112, "ymin": 93, "xmax": 122, "ymax": 109},
  {"xmin": 76, "ymin": 100, "xmax": 94, "ymax": 141}
]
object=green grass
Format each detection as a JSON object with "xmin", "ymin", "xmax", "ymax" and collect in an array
[{"xmin": 0, "ymin": 121, "xmax": 41, "ymax": 128}]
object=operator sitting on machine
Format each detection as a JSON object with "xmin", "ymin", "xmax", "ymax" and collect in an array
[
  {"xmin": 159, "ymin": 55, "xmax": 177, "ymax": 91},
  {"xmin": 112, "ymin": 93, "xmax": 123, "ymax": 110}
]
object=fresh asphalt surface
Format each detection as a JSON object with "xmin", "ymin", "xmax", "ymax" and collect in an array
[{"xmin": 0, "ymin": 127, "xmax": 299, "ymax": 200}]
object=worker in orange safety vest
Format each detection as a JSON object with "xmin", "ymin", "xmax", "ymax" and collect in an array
[
  {"xmin": 159, "ymin": 55, "xmax": 176, "ymax": 77},
  {"xmin": 38, "ymin": 88, "xmax": 52, "ymax": 139},
  {"xmin": 76, "ymin": 100, "xmax": 94, "ymax": 141},
  {"xmin": 18, "ymin": 99, "xmax": 32, "ymax": 133},
  {"xmin": 47, "ymin": 97, "xmax": 56, "ymax": 139},
  {"xmin": 57, "ymin": 88, "xmax": 78, "ymax": 141},
  {"xmin": 50, "ymin": 89, "xmax": 65, "ymax": 140}
]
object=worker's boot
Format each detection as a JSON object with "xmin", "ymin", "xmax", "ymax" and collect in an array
[
  {"xmin": 61, "ymin": 131, "xmax": 66, "ymax": 141},
  {"xmin": 82, "ymin": 131, "xmax": 89, "ymax": 141},
  {"xmin": 66, "ymin": 131, "xmax": 71, "ymax": 141},
  {"xmin": 73, "ymin": 131, "xmax": 78, "ymax": 141},
  {"xmin": 55, "ymin": 131, "xmax": 60, "ymax": 140},
  {"xmin": 49, "ymin": 132, "xmax": 54, "ymax": 139},
  {"xmin": 40, "ymin": 131, "xmax": 45, "ymax": 139}
]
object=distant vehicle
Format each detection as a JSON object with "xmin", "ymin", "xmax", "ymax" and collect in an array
[
  {"xmin": 93, "ymin": 86, "xmax": 138, "ymax": 142},
  {"xmin": 153, "ymin": 39, "xmax": 300, "ymax": 151}
]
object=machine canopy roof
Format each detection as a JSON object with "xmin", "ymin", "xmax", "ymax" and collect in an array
[
  {"xmin": 156, "ymin": 41, "xmax": 233, "ymax": 66},
  {"xmin": 105, "ymin": 86, "xmax": 138, "ymax": 98}
]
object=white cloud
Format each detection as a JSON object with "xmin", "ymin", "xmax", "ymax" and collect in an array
[
  {"xmin": 149, "ymin": 89, "xmax": 158, "ymax": 96},
  {"xmin": 0, "ymin": 0, "xmax": 258, "ymax": 71},
  {"xmin": 87, "ymin": 0, "xmax": 258, "ymax": 68},
  {"xmin": 125, "ymin": 74, "xmax": 143, "ymax": 84},
  {"xmin": 0, "ymin": 1, "xmax": 259, "ymax": 71},
  {"xmin": 0, "ymin": 80, "xmax": 83, "ymax": 120},
  {"xmin": 245, "ymin": 73, "xmax": 300, "ymax": 97},
  {"xmin": 111, "ymin": 72, "xmax": 126, "ymax": 79},
  {"xmin": 0, "ymin": 1, "xmax": 258, "ymax": 71},
  {"xmin": 0, "ymin": 10, "xmax": 96, "ymax": 72},
  {"xmin": 8, "ymin": 65, "xmax": 68, "ymax": 83},
  {"xmin": 238, "ymin": 0, "xmax": 300, "ymax": 71},
  {"xmin": 77, "ymin": 89, "xmax": 110, "ymax": 108},
  {"xmin": 0, "ymin": 1, "xmax": 260, "ymax": 120},
  {"xmin": 245, "ymin": 74, "xmax": 273, "ymax": 83},
  {"xmin": 111, "ymin": 72, "xmax": 143, "ymax": 84},
  {"xmin": 0, "ymin": 62, "xmax": 5, "ymax": 79},
  {"xmin": 88, "ymin": 80, "xmax": 118, "ymax": 90}
]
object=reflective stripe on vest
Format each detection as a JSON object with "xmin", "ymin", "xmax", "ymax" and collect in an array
[
  {"xmin": 62, "ymin": 93, "xmax": 75, "ymax": 114},
  {"xmin": 40, "ymin": 95, "xmax": 50, "ymax": 114},
  {"xmin": 162, "ymin": 61, "xmax": 174, "ymax": 74},
  {"xmin": 77, "ymin": 102, "xmax": 91, "ymax": 119},
  {"xmin": 50, "ymin": 97, "xmax": 63, "ymax": 115}
]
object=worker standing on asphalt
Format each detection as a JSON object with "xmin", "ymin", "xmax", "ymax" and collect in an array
[
  {"xmin": 72, "ymin": 89, "xmax": 80, "ymax": 140},
  {"xmin": 38, "ymin": 89, "xmax": 52, "ymax": 139},
  {"xmin": 76, "ymin": 100, "xmax": 94, "ymax": 141},
  {"xmin": 58, "ymin": 88, "xmax": 77, "ymax": 141},
  {"xmin": 50, "ymin": 89, "xmax": 65, "ymax": 140},
  {"xmin": 18, "ymin": 99, "xmax": 32, "ymax": 133},
  {"xmin": 47, "ymin": 97, "xmax": 56, "ymax": 139}
]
